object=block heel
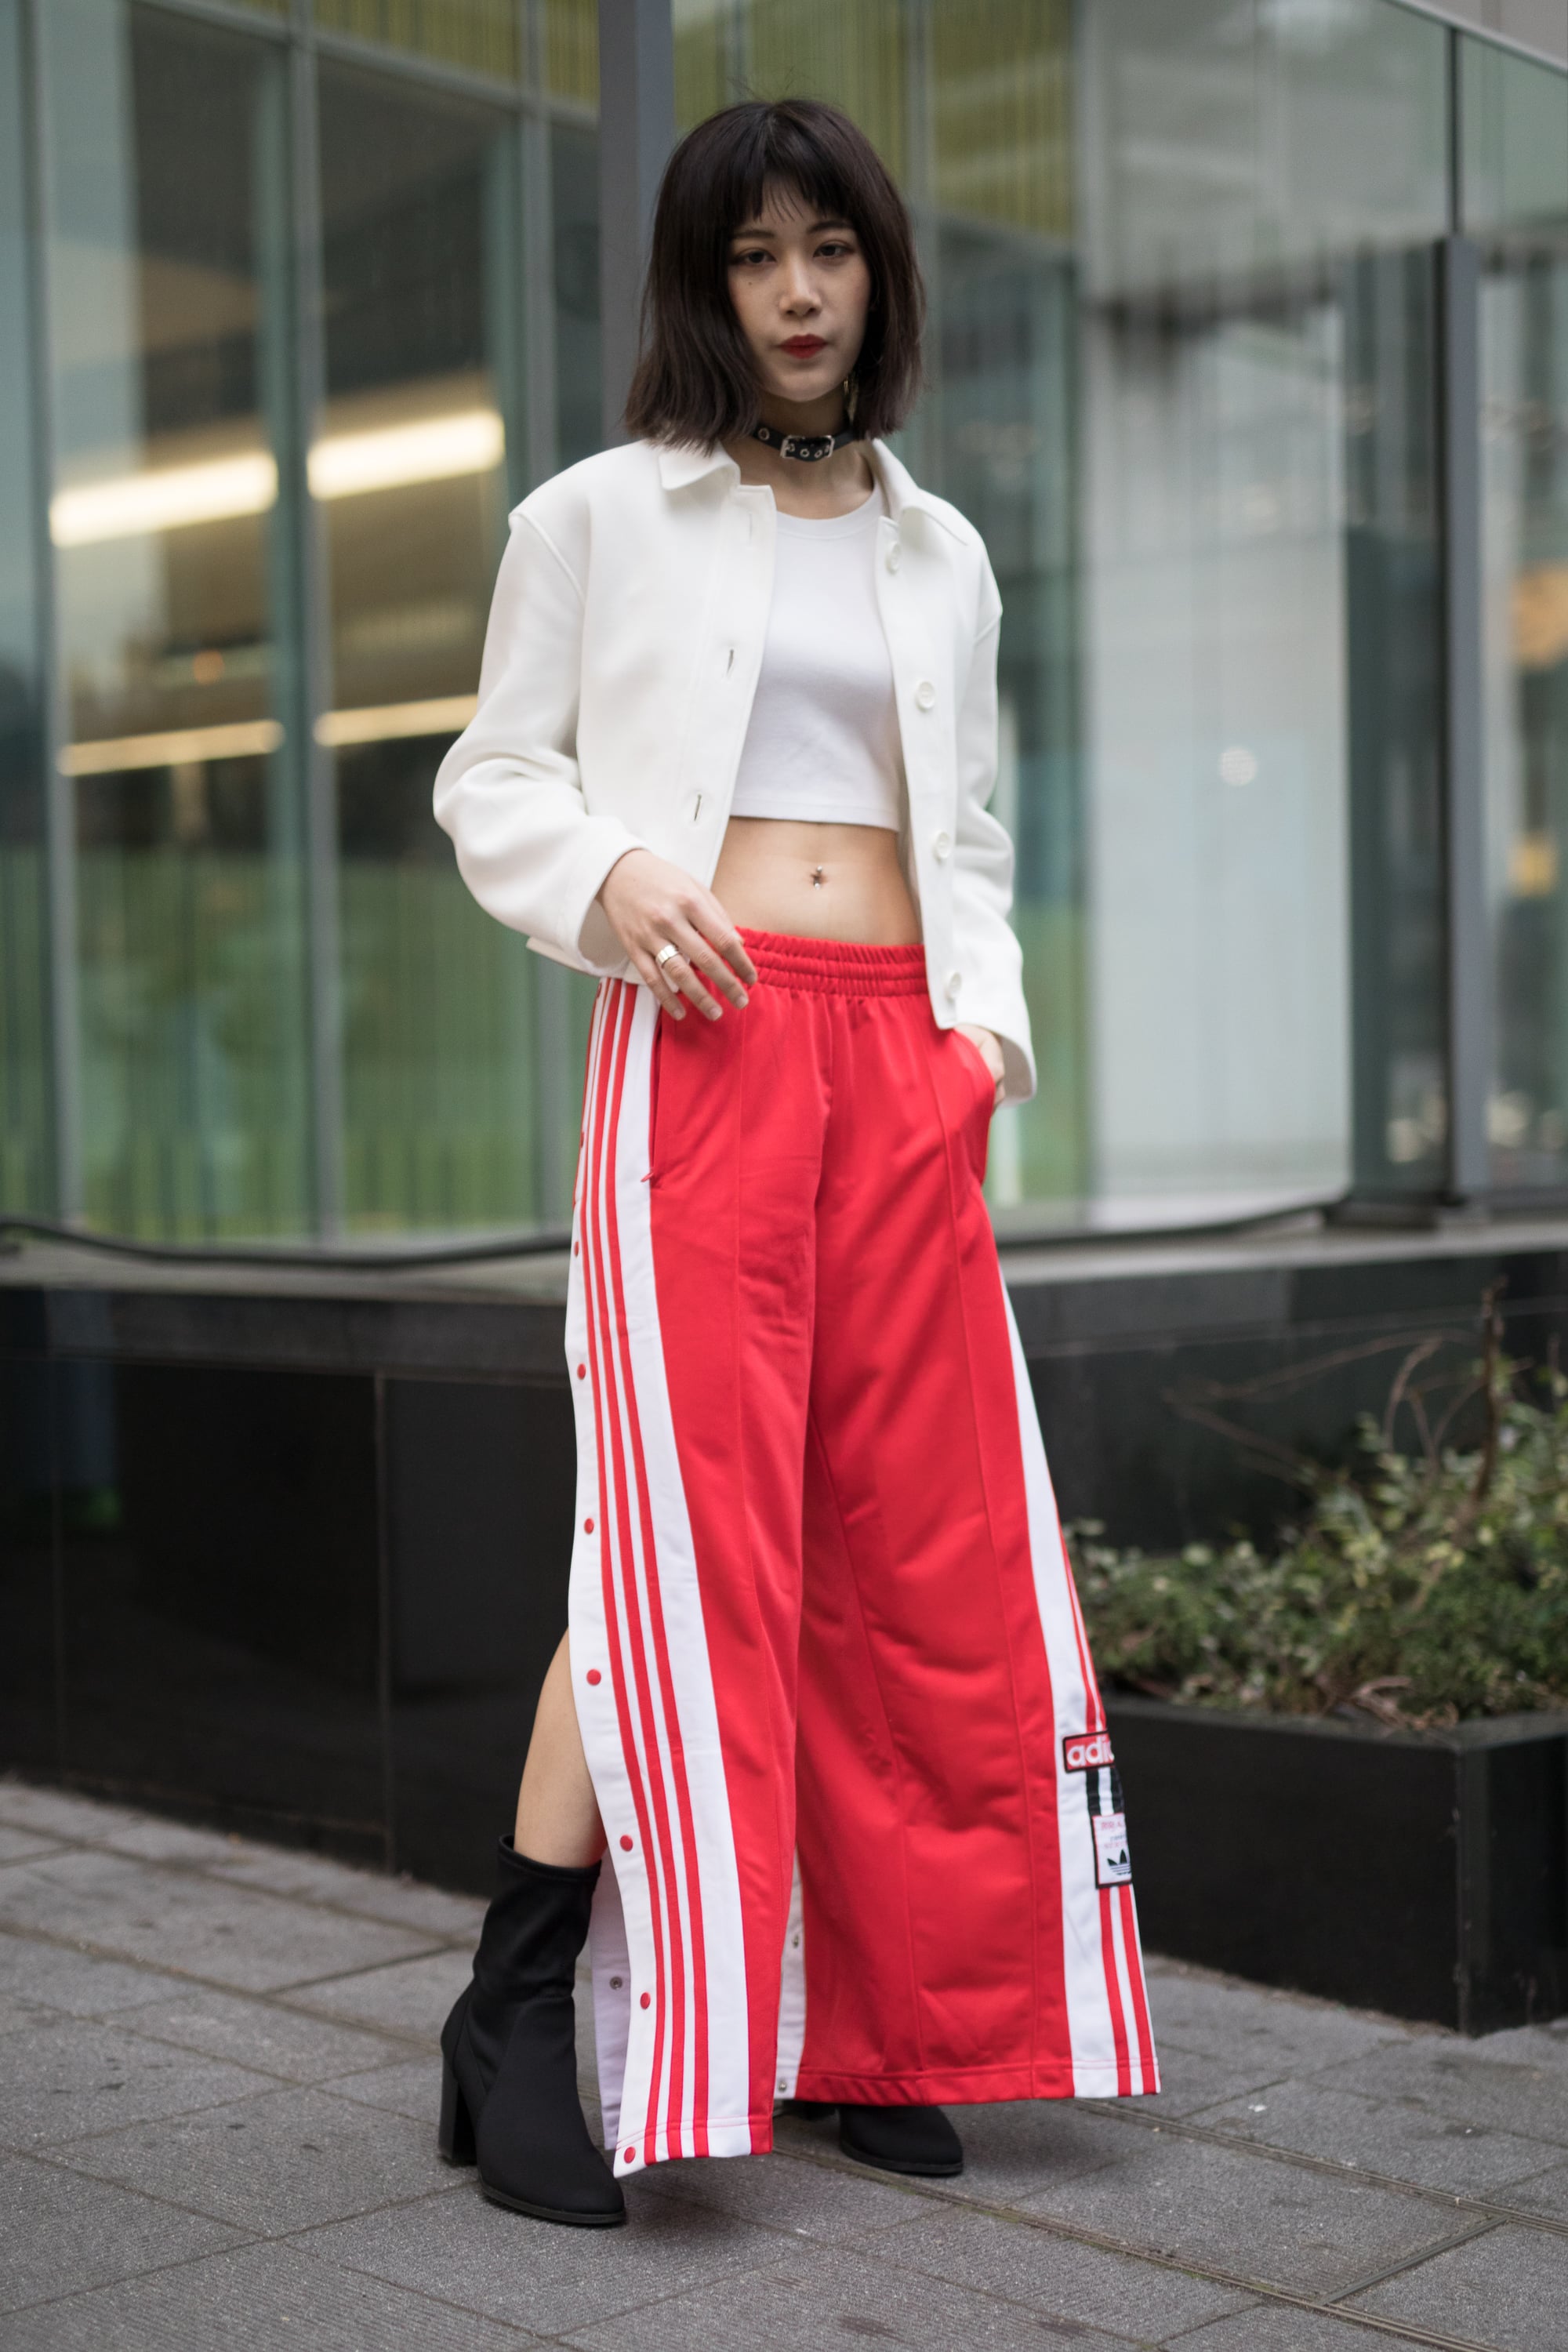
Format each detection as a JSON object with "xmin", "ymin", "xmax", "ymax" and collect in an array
[{"xmin": 438, "ymin": 2052, "xmax": 477, "ymax": 2165}]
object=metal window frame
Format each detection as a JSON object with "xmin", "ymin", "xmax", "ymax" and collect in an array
[{"xmin": 18, "ymin": 0, "xmax": 80, "ymax": 1225}]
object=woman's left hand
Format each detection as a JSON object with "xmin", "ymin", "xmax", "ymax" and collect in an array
[{"xmin": 957, "ymin": 1024, "xmax": 1006, "ymax": 1107}]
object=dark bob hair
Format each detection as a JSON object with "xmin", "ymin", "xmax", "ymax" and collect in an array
[{"xmin": 624, "ymin": 99, "xmax": 924, "ymax": 450}]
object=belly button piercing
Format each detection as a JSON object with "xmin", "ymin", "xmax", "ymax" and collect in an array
[{"xmin": 811, "ymin": 866, "xmax": 826, "ymax": 888}]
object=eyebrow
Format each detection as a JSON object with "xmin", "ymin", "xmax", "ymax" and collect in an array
[{"xmin": 728, "ymin": 216, "xmax": 855, "ymax": 240}]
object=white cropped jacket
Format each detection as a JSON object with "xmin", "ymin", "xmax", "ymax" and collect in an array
[{"xmin": 433, "ymin": 435, "xmax": 1036, "ymax": 1103}]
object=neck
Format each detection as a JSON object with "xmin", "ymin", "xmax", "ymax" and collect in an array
[{"xmin": 725, "ymin": 387, "xmax": 870, "ymax": 501}]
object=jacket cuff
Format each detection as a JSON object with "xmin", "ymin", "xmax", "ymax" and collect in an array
[{"xmin": 560, "ymin": 821, "xmax": 651, "ymax": 975}]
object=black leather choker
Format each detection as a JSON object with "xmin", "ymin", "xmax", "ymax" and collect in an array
[{"xmin": 751, "ymin": 421, "xmax": 859, "ymax": 463}]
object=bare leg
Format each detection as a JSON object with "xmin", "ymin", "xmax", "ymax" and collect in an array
[{"xmin": 514, "ymin": 1632, "xmax": 604, "ymax": 1868}]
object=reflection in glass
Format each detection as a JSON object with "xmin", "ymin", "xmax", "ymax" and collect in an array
[
  {"xmin": 317, "ymin": 65, "xmax": 537, "ymax": 1231},
  {"xmin": 543, "ymin": 0, "xmax": 597, "ymax": 107},
  {"xmin": 43, "ymin": 0, "xmax": 310, "ymax": 1237},
  {"xmin": 1464, "ymin": 38, "xmax": 1568, "ymax": 1193},
  {"xmin": 0, "ymin": 0, "xmax": 51, "ymax": 1213},
  {"xmin": 314, "ymin": 0, "xmax": 520, "ymax": 83},
  {"xmin": 678, "ymin": 0, "xmax": 1449, "ymax": 1221}
]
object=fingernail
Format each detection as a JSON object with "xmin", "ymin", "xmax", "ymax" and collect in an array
[{"xmin": 706, "ymin": 1006, "xmax": 722, "ymax": 1022}]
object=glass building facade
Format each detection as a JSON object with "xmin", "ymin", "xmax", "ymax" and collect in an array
[{"xmin": 2, "ymin": 0, "xmax": 1566, "ymax": 1242}]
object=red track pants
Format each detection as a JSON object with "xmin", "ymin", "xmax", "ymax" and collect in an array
[{"xmin": 566, "ymin": 930, "xmax": 1157, "ymax": 2179}]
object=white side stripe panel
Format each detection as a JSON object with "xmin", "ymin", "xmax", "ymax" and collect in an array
[
  {"xmin": 1000, "ymin": 1285, "xmax": 1158, "ymax": 2096},
  {"xmin": 774, "ymin": 1853, "xmax": 808, "ymax": 2101},
  {"xmin": 568, "ymin": 983, "xmax": 755, "ymax": 2175}
]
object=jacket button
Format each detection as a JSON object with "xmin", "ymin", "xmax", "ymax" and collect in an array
[
  {"xmin": 640, "ymin": 1991, "xmax": 651, "ymax": 2009},
  {"xmin": 619, "ymin": 1834, "xmax": 633, "ymax": 1851},
  {"xmin": 886, "ymin": 541, "xmax": 902, "ymax": 572},
  {"xmin": 932, "ymin": 829, "xmax": 952, "ymax": 860},
  {"xmin": 586, "ymin": 1668, "xmax": 601, "ymax": 1685},
  {"xmin": 945, "ymin": 970, "xmax": 963, "ymax": 1001},
  {"xmin": 914, "ymin": 679, "xmax": 936, "ymax": 710}
]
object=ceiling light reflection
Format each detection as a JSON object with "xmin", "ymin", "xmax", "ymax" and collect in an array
[{"xmin": 50, "ymin": 409, "xmax": 505, "ymax": 547}]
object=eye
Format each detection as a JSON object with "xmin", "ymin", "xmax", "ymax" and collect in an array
[
  {"xmin": 817, "ymin": 239, "xmax": 856, "ymax": 259},
  {"xmin": 729, "ymin": 246, "xmax": 771, "ymax": 268}
]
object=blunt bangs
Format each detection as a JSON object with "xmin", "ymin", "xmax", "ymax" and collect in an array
[{"xmin": 623, "ymin": 100, "xmax": 924, "ymax": 451}]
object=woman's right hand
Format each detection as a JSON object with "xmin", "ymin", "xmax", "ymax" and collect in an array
[{"xmin": 597, "ymin": 848, "xmax": 757, "ymax": 1020}]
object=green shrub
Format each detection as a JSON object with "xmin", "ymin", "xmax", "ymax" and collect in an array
[{"xmin": 1069, "ymin": 1338, "xmax": 1568, "ymax": 1728}]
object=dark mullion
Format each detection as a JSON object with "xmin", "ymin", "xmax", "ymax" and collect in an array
[
  {"xmin": 1435, "ymin": 228, "xmax": 1491, "ymax": 1209},
  {"xmin": 597, "ymin": 0, "xmax": 675, "ymax": 449}
]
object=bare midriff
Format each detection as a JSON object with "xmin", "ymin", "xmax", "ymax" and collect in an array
[{"xmin": 710, "ymin": 815, "xmax": 920, "ymax": 946}]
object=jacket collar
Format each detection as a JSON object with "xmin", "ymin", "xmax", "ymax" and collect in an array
[{"xmin": 655, "ymin": 435, "xmax": 940, "ymax": 528}]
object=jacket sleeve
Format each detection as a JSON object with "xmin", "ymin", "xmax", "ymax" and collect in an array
[
  {"xmin": 432, "ymin": 507, "xmax": 645, "ymax": 974},
  {"xmin": 950, "ymin": 557, "xmax": 1037, "ymax": 1105}
]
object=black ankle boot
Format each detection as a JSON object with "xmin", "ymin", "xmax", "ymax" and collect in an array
[
  {"xmin": 438, "ymin": 1838, "xmax": 625, "ymax": 2227},
  {"xmin": 838, "ymin": 2103, "xmax": 964, "ymax": 2177}
]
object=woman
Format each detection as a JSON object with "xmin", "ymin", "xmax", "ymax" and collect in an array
[{"xmin": 432, "ymin": 97, "xmax": 1157, "ymax": 2231}]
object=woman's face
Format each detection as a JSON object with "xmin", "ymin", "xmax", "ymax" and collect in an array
[{"xmin": 726, "ymin": 181, "xmax": 872, "ymax": 416}]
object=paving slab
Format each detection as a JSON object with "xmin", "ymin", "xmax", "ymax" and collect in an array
[
  {"xmin": 82, "ymin": 1815, "xmax": 260, "ymax": 1868},
  {"xmin": 777, "ymin": 2097, "xmax": 1138, "ymax": 2207},
  {"xmin": 843, "ymin": 2196, "xmax": 1253, "ymax": 2339},
  {"xmin": 559, "ymin": 2237, "xmax": 1170, "ymax": 2351},
  {"xmin": 1348, "ymin": 2222, "xmax": 1568, "ymax": 2351},
  {"xmin": 0, "ymin": 1783, "xmax": 150, "ymax": 1846},
  {"xmin": 0, "ymin": 2239, "xmax": 545, "ymax": 2350},
  {"xmin": 1017, "ymin": 2129, "xmax": 1461, "ymax": 2296},
  {"xmin": 203, "ymin": 1846, "xmax": 485, "ymax": 1940},
  {"xmin": 0, "ymin": 1829, "xmax": 67, "ymax": 1867},
  {"xmin": 1161, "ymin": 2309, "xmax": 1400, "ymax": 2349},
  {"xmin": 0, "ymin": 1852, "xmax": 441, "ymax": 1993},
  {"xmin": 0, "ymin": 2017, "xmax": 273, "ymax": 2149},
  {"xmin": 0, "ymin": 1936, "xmax": 191, "ymax": 2018},
  {"xmin": 323, "ymin": 2056, "xmax": 443, "ymax": 2126},
  {"xmin": 1142, "ymin": 1965, "xmax": 1414, "ymax": 2076},
  {"xmin": 1489, "ymin": 2158, "xmax": 1568, "ymax": 2220},
  {"xmin": 1130, "ymin": 2042, "xmax": 1298, "ymax": 2120},
  {"xmin": 1460, "ymin": 2019, "xmax": 1568, "ymax": 2074},
  {"xmin": 100, "ymin": 1985, "xmax": 407, "ymax": 2085},
  {"xmin": 280, "ymin": 1947, "xmax": 474, "ymax": 2042},
  {"xmin": 1312, "ymin": 2037, "xmax": 1568, "ymax": 2151},
  {"xmin": 53, "ymin": 2081, "xmax": 459, "ymax": 2233},
  {"xmin": 300, "ymin": 2173, "xmax": 783, "ymax": 2336},
  {"xmin": 1192, "ymin": 2076, "xmax": 1566, "ymax": 2197},
  {"xmin": 0, "ymin": 2148, "xmax": 245, "ymax": 2314},
  {"xmin": 639, "ymin": 2143, "xmax": 918, "ymax": 2248}
]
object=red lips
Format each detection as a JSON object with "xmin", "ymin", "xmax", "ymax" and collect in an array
[{"xmin": 779, "ymin": 336, "xmax": 826, "ymax": 355}]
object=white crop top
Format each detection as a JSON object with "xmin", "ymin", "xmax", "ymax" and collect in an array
[{"xmin": 728, "ymin": 482, "xmax": 904, "ymax": 831}]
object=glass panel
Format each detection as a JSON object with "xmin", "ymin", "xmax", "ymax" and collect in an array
[
  {"xmin": 551, "ymin": 118, "xmax": 602, "ymax": 474},
  {"xmin": 1463, "ymin": 36, "xmax": 1568, "ymax": 1192},
  {"xmin": 542, "ymin": 0, "xmax": 598, "ymax": 107},
  {"xmin": 1076, "ymin": 0, "xmax": 1446, "ymax": 1218},
  {"xmin": 316, "ymin": 64, "xmax": 538, "ymax": 1232},
  {"xmin": 42, "ymin": 0, "xmax": 310, "ymax": 1238},
  {"xmin": 677, "ymin": 0, "xmax": 1449, "ymax": 1224},
  {"xmin": 0, "ymin": 0, "xmax": 53, "ymax": 1215},
  {"xmin": 314, "ymin": 0, "xmax": 521, "ymax": 84}
]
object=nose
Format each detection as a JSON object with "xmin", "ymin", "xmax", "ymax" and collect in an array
[{"xmin": 779, "ymin": 256, "xmax": 819, "ymax": 314}]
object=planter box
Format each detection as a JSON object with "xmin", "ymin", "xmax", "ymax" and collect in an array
[{"xmin": 1106, "ymin": 1696, "xmax": 1568, "ymax": 2033}]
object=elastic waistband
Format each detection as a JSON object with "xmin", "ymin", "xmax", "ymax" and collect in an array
[{"xmin": 738, "ymin": 927, "xmax": 928, "ymax": 998}]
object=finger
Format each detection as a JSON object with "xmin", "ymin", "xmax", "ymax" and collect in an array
[
  {"xmin": 633, "ymin": 947, "xmax": 687, "ymax": 1017},
  {"xmin": 653, "ymin": 942, "xmax": 721, "ymax": 1020},
  {"xmin": 670, "ymin": 956, "xmax": 722, "ymax": 1020},
  {"xmin": 702, "ymin": 906, "xmax": 757, "ymax": 985},
  {"xmin": 678, "ymin": 924, "xmax": 750, "ymax": 1011}
]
